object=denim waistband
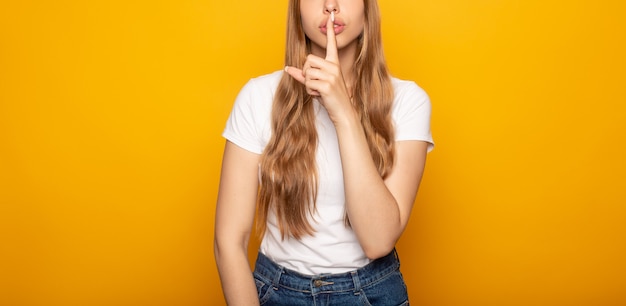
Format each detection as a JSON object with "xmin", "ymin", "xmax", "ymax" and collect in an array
[{"xmin": 253, "ymin": 249, "xmax": 401, "ymax": 294}]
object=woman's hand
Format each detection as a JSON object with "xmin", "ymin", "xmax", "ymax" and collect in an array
[{"xmin": 284, "ymin": 13, "xmax": 354, "ymax": 124}]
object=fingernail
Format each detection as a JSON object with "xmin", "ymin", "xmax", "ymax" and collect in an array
[
  {"xmin": 331, "ymin": 11, "xmax": 335, "ymax": 22},
  {"xmin": 284, "ymin": 66, "xmax": 289, "ymax": 72}
]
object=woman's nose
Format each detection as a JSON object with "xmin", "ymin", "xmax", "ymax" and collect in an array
[{"xmin": 324, "ymin": 0, "xmax": 339, "ymax": 14}]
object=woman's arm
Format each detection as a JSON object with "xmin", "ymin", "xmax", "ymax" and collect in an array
[
  {"xmin": 285, "ymin": 15, "xmax": 428, "ymax": 259},
  {"xmin": 214, "ymin": 141, "xmax": 261, "ymax": 305},
  {"xmin": 335, "ymin": 115, "xmax": 428, "ymax": 259}
]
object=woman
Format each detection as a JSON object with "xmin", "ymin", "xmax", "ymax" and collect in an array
[{"xmin": 215, "ymin": 0, "xmax": 433, "ymax": 304}]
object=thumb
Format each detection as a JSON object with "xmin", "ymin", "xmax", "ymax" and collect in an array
[{"xmin": 284, "ymin": 66, "xmax": 305, "ymax": 84}]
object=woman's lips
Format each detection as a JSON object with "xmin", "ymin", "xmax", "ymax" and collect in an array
[{"xmin": 320, "ymin": 22, "xmax": 345, "ymax": 35}]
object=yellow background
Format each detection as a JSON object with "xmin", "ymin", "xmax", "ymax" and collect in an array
[{"xmin": 1, "ymin": 1, "xmax": 625, "ymax": 305}]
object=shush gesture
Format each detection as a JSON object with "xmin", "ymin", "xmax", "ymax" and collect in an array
[{"xmin": 285, "ymin": 11, "xmax": 353, "ymax": 121}]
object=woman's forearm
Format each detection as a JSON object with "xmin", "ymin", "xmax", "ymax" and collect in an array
[
  {"xmin": 334, "ymin": 113, "xmax": 404, "ymax": 259},
  {"xmin": 214, "ymin": 243, "xmax": 259, "ymax": 306},
  {"xmin": 214, "ymin": 141, "xmax": 262, "ymax": 305}
]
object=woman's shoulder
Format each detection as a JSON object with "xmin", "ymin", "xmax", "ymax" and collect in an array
[
  {"xmin": 390, "ymin": 76, "xmax": 429, "ymax": 102},
  {"xmin": 235, "ymin": 70, "xmax": 284, "ymax": 106},
  {"xmin": 245, "ymin": 70, "xmax": 284, "ymax": 90}
]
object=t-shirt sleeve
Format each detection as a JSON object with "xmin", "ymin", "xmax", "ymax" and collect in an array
[
  {"xmin": 222, "ymin": 80, "xmax": 266, "ymax": 155},
  {"xmin": 392, "ymin": 81, "xmax": 435, "ymax": 152}
]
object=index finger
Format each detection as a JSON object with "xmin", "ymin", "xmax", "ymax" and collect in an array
[{"xmin": 325, "ymin": 11, "xmax": 338, "ymax": 63}]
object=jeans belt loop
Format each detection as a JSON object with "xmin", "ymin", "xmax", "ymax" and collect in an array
[{"xmin": 350, "ymin": 270, "xmax": 361, "ymax": 293}]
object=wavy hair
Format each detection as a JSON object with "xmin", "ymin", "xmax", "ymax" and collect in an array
[{"xmin": 257, "ymin": 0, "xmax": 395, "ymax": 240}]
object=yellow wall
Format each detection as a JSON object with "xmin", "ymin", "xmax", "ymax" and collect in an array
[{"xmin": 1, "ymin": 1, "xmax": 624, "ymax": 305}]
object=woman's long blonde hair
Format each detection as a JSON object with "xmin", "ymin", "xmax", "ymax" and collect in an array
[{"xmin": 257, "ymin": 0, "xmax": 395, "ymax": 240}]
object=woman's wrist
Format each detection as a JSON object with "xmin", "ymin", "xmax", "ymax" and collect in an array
[{"xmin": 330, "ymin": 104, "xmax": 360, "ymax": 131}]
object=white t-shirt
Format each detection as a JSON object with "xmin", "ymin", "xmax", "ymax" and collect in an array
[{"xmin": 223, "ymin": 70, "xmax": 434, "ymax": 275}]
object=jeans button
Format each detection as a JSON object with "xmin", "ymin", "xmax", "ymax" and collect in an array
[{"xmin": 314, "ymin": 279, "xmax": 322, "ymax": 287}]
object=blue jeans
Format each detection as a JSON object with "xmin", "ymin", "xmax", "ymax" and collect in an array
[{"xmin": 253, "ymin": 249, "xmax": 409, "ymax": 305}]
